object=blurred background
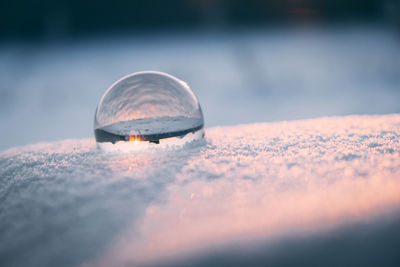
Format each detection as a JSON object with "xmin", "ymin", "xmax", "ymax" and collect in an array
[{"xmin": 0, "ymin": 0, "xmax": 400, "ymax": 150}]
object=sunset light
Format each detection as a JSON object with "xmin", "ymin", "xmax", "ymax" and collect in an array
[{"xmin": 128, "ymin": 136, "xmax": 141, "ymax": 143}]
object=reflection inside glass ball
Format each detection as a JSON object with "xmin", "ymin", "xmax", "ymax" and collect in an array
[{"xmin": 94, "ymin": 71, "xmax": 204, "ymax": 146}]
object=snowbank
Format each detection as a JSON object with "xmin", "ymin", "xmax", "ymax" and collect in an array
[{"xmin": 1, "ymin": 115, "xmax": 400, "ymax": 266}]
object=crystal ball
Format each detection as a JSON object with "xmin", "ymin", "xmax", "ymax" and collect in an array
[{"xmin": 94, "ymin": 71, "xmax": 204, "ymax": 145}]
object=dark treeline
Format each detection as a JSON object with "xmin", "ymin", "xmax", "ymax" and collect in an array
[{"xmin": 0, "ymin": 0, "xmax": 398, "ymax": 40}]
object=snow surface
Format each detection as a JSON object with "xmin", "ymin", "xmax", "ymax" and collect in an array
[{"xmin": 1, "ymin": 115, "xmax": 400, "ymax": 267}]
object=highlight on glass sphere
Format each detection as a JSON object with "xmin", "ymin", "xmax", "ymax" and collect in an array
[{"xmin": 94, "ymin": 71, "xmax": 204, "ymax": 148}]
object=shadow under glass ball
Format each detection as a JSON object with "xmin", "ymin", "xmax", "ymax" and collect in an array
[{"xmin": 94, "ymin": 71, "xmax": 204, "ymax": 144}]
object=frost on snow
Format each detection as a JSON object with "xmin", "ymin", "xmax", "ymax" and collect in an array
[{"xmin": 1, "ymin": 115, "xmax": 400, "ymax": 266}]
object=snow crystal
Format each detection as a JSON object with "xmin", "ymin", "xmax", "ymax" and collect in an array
[{"xmin": 1, "ymin": 115, "xmax": 400, "ymax": 267}]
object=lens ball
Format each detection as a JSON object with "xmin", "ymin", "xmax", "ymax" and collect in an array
[{"xmin": 94, "ymin": 71, "xmax": 204, "ymax": 146}]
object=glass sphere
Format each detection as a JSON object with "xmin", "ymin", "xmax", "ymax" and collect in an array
[{"xmin": 94, "ymin": 71, "xmax": 204, "ymax": 145}]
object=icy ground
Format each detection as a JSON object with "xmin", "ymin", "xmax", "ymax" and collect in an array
[
  {"xmin": 1, "ymin": 26, "xmax": 400, "ymax": 150},
  {"xmin": 1, "ymin": 115, "xmax": 400, "ymax": 267}
]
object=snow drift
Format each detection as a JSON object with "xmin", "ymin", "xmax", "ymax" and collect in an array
[{"xmin": 1, "ymin": 115, "xmax": 400, "ymax": 267}]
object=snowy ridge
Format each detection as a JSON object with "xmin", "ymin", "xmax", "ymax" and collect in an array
[{"xmin": 1, "ymin": 115, "xmax": 400, "ymax": 267}]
